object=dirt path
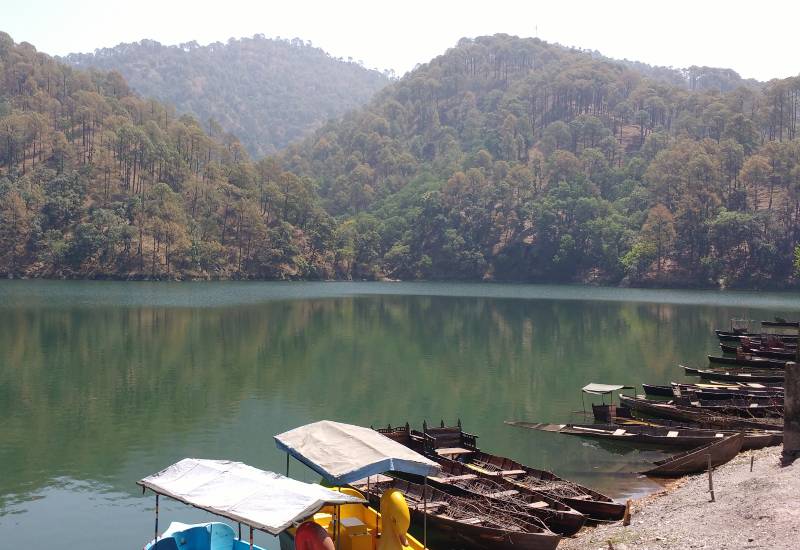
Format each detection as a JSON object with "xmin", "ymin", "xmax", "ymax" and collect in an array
[{"xmin": 561, "ymin": 446, "xmax": 799, "ymax": 549}]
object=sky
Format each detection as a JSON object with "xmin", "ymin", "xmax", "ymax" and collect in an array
[{"xmin": 4, "ymin": 0, "xmax": 799, "ymax": 81}]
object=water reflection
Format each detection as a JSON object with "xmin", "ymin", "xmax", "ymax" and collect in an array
[{"xmin": 1, "ymin": 282, "xmax": 798, "ymax": 548}]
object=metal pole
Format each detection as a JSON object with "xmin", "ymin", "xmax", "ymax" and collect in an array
[
  {"xmin": 286, "ymin": 453, "xmax": 290, "ymax": 477},
  {"xmin": 423, "ymin": 477, "xmax": 428, "ymax": 549},
  {"xmin": 249, "ymin": 526, "xmax": 254, "ymax": 550},
  {"xmin": 154, "ymin": 493, "xmax": 159, "ymax": 545}
]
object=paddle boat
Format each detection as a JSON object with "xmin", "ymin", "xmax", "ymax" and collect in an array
[
  {"xmin": 138, "ymin": 458, "xmax": 364, "ymax": 550},
  {"xmin": 274, "ymin": 420, "xmax": 441, "ymax": 550}
]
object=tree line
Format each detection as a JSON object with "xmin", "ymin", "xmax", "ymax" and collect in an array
[{"xmin": 1, "ymin": 32, "xmax": 799, "ymax": 287}]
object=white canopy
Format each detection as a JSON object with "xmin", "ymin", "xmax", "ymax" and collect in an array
[
  {"xmin": 274, "ymin": 420, "xmax": 440, "ymax": 484},
  {"xmin": 582, "ymin": 383, "xmax": 634, "ymax": 395},
  {"xmin": 138, "ymin": 458, "xmax": 364, "ymax": 535}
]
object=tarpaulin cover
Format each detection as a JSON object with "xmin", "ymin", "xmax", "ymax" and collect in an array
[
  {"xmin": 274, "ymin": 420, "xmax": 440, "ymax": 484},
  {"xmin": 138, "ymin": 458, "xmax": 364, "ymax": 535},
  {"xmin": 582, "ymin": 383, "xmax": 634, "ymax": 395}
]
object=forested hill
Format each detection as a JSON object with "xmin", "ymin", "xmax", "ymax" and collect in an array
[
  {"xmin": 279, "ymin": 34, "xmax": 800, "ymax": 287},
  {"xmin": 1, "ymin": 32, "xmax": 799, "ymax": 287},
  {"xmin": 64, "ymin": 36, "xmax": 391, "ymax": 157}
]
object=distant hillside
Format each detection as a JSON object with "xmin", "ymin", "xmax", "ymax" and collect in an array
[
  {"xmin": 64, "ymin": 36, "xmax": 391, "ymax": 157},
  {"xmin": 278, "ymin": 34, "xmax": 799, "ymax": 287},
  {"xmin": 2, "ymin": 32, "xmax": 799, "ymax": 288}
]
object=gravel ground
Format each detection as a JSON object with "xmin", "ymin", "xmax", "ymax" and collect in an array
[{"xmin": 560, "ymin": 446, "xmax": 799, "ymax": 550}]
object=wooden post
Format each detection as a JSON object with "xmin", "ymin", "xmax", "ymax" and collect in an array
[
  {"xmin": 707, "ymin": 454, "xmax": 715, "ymax": 502},
  {"xmin": 423, "ymin": 477, "xmax": 428, "ymax": 549},
  {"xmin": 783, "ymin": 362, "xmax": 800, "ymax": 466},
  {"xmin": 750, "ymin": 456, "xmax": 754, "ymax": 472},
  {"xmin": 622, "ymin": 499, "xmax": 632, "ymax": 526}
]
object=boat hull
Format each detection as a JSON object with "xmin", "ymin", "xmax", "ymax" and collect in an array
[{"xmin": 642, "ymin": 433, "xmax": 744, "ymax": 477}]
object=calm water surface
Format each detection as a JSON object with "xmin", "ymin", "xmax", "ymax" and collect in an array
[{"xmin": 1, "ymin": 281, "xmax": 798, "ymax": 548}]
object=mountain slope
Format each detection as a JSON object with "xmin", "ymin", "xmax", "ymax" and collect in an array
[
  {"xmin": 0, "ymin": 32, "xmax": 333, "ymax": 280},
  {"xmin": 279, "ymin": 34, "xmax": 799, "ymax": 287},
  {"xmin": 64, "ymin": 35, "xmax": 391, "ymax": 157}
]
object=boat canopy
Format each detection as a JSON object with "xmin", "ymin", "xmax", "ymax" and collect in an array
[
  {"xmin": 582, "ymin": 383, "xmax": 634, "ymax": 395},
  {"xmin": 274, "ymin": 420, "xmax": 440, "ymax": 484},
  {"xmin": 137, "ymin": 458, "xmax": 364, "ymax": 535}
]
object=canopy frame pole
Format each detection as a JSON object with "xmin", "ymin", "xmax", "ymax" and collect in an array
[
  {"xmin": 249, "ymin": 525, "xmax": 254, "ymax": 550},
  {"xmin": 581, "ymin": 392, "xmax": 586, "ymax": 415},
  {"xmin": 286, "ymin": 453, "xmax": 290, "ymax": 477},
  {"xmin": 423, "ymin": 476, "xmax": 428, "ymax": 549},
  {"xmin": 154, "ymin": 493, "xmax": 159, "ymax": 546},
  {"xmin": 238, "ymin": 522, "xmax": 242, "ymax": 541},
  {"xmin": 335, "ymin": 504, "xmax": 341, "ymax": 550}
]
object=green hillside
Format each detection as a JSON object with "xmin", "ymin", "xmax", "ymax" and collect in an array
[{"xmin": 64, "ymin": 35, "xmax": 391, "ymax": 157}]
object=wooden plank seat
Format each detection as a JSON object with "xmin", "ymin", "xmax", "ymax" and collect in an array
[
  {"xmin": 487, "ymin": 489, "xmax": 519, "ymax": 498},
  {"xmin": 429, "ymin": 474, "xmax": 477, "ymax": 483},
  {"xmin": 435, "ymin": 447, "xmax": 473, "ymax": 456}
]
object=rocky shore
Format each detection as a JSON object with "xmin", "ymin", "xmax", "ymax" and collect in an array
[{"xmin": 561, "ymin": 446, "xmax": 798, "ymax": 550}]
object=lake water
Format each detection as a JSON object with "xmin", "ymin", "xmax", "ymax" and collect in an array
[{"xmin": 1, "ymin": 281, "xmax": 798, "ymax": 548}]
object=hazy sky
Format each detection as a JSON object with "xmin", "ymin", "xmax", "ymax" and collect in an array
[{"xmin": 5, "ymin": 0, "xmax": 798, "ymax": 81}]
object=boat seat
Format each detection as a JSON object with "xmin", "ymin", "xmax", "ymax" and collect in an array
[
  {"xmin": 340, "ymin": 516, "xmax": 368, "ymax": 536},
  {"xmin": 487, "ymin": 490, "xmax": 518, "ymax": 498},
  {"xmin": 529, "ymin": 501, "xmax": 549, "ymax": 509},
  {"xmin": 460, "ymin": 518, "xmax": 483, "ymax": 525},
  {"xmin": 410, "ymin": 501, "xmax": 448, "ymax": 512},
  {"xmin": 496, "ymin": 469, "xmax": 526, "ymax": 476},
  {"xmin": 667, "ymin": 431, "xmax": 679, "ymax": 437},
  {"xmin": 436, "ymin": 447, "xmax": 473, "ymax": 456},
  {"xmin": 612, "ymin": 429, "xmax": 626, "ymax": 436}
]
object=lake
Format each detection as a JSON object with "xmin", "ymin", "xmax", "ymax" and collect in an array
[{"xmin": 0, "ymin": 281, "xmax": 798, "ymax": 548}]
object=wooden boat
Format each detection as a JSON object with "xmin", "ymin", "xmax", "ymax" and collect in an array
[
  {"xmin": 382, "ymin": 423, "xmax": 626, "ymax": 522},
  {"xmin": 672, "ymin": 395, "xmax": 783, "ymax": 417},
  {"xmin": 618, "ymin": 395, "xmax": 783, "ymax": 431},
  {"xmin": 761, "ymin": 320, "xmax": 799, "ymax": 328},
  {"xmin": 720, "ymin": 343, "xmax": 797, "ymax": 360},
  {"xmin": 682, "ymin": 365, "xmax": 785, "ymax": 383},
  {"xmin": 668, "ymin": 382, "xmax": 784, "ymax": 399},
  {"xmin": 687, "ymin": 388, "xmax": 784, "ymax": 400},
  {"xmin": 642, "ymin": 384, "xmax": 673, "ymax": 397},
  {"xmin": 641, "ymin": 433, "xmax": 744, "ymax": 477},
  {"xmin": 715, "ymin": 330, "xmax": 798, "ymax": 343},
  {"xmin": 708, "ymin": 354, "xmax": 787, "ymax": 369},
  {"xmin": 612, "ymin": 417, "xmax": 782, "ymax": 448},
  {"xmin": 417, "ymin": 458, "xmax": 586, "ymax": 536},
  {"xmin": 352, "ymin": 477, "xmax": 561, "ymax": 550},
  {"xmin": 506, "ymin": 421, "xmax": 778, "ymax": 451}
]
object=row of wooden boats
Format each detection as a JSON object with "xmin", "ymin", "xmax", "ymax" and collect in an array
[{"xmin": 370, "ymin": 421, "xmax": 628, "ymax": 541}]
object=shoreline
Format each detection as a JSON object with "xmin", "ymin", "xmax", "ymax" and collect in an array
[{"xmin": 561, "ymin": 446, "xmax": 797, "ymax": 549}]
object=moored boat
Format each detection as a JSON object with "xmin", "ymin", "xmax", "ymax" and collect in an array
[
  {"xmin": 380, "ymin": 422, "xmax": 626, "ymax": 522},
  {"xmin": 352, "ymin": 477, "xmax": 561, "ymax": 550},
  {"xmin": 618, "ymin": 395, "xmax": 783, "ymax": 431},
  {"xmin": 708, "ymin": 354, "xmax": 787, "ymax": 369},
  {"xmin": 641, "ymin": 433, "xmax": 744, "ymax": 477},
  {"xmin": 715, "ymin": 329, "xmax": 798, "ymax": 343},
  {"xmin": 138, "ymin": 458, "xmax": 366, "ymax": 550},
  {"xmin": 420, "ymin": 456, "xmax": 586, "ymax": 536},
  {"xmin": 642, "ymin": 384, "xmax": 673, "ymax": 397},
  {"xmin": 720, "ymin": 343, "xmax": 796, "ymax": 360},
  {"xmin": 506, "ymin": 420, "xmax": 778, "ymax": 451},
  {"xmin": 682, "ymin": 365, "xmax": 785, "ymax": 383}
]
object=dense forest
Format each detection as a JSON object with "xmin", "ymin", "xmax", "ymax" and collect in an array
[
  {"xmin": 64, "ymin": 36, "xmax": 390, "ymax": 157},
  {"xmin": 1, "ymin": 32, "xmax": 799, "ymax": 287}
]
